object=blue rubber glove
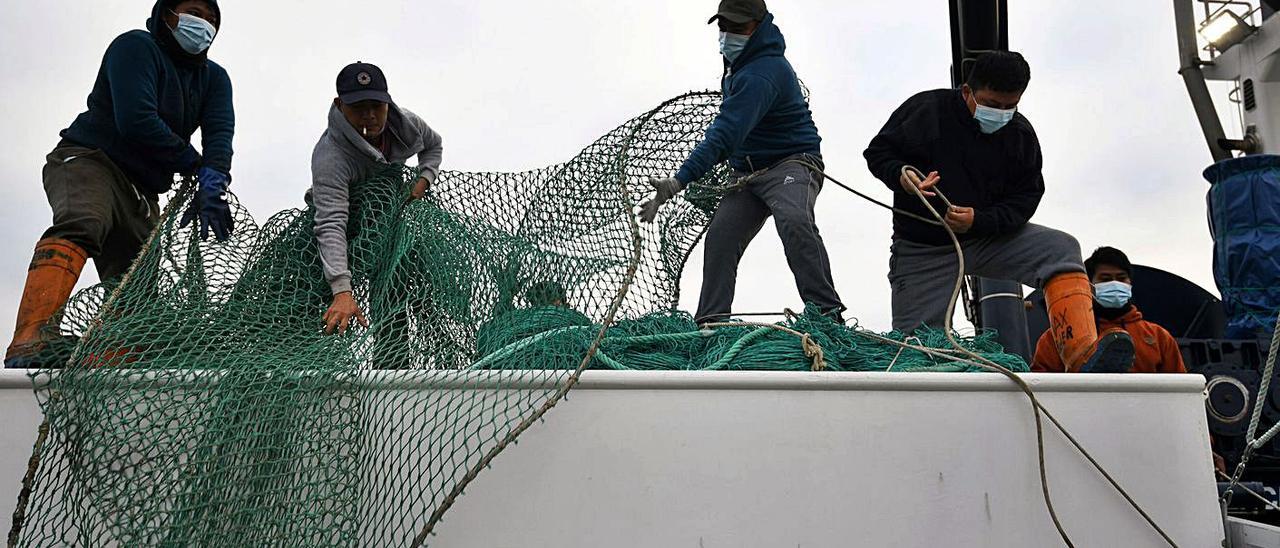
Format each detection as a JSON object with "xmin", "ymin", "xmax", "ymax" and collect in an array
[{"xmin": 180, "ymin": 167, "xmax": 234, "ymax": 241}]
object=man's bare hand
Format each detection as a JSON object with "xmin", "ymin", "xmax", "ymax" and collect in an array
[
  {"xmin": 900, "ymin": 170, "xmax": 940, "ymax": 198},
  {"xmin": 323, "ymin": 291, "xmax": 369, "ymax": 335},
  {"xmin": 408, "ymin": 176, "xmax": 431, "ymax": 201},
  {"xmin": 945, "ymin": 205, "xmax": 975, "ymax": 234}
]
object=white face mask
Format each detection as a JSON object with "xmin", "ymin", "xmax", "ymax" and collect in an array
[
  {"xmin": 719, "ymin": 32, "xmax": 750, "ymax": 63},
  {"xmin": 170, "ymin": 12, "xmax": 217, "ymax": 54}
]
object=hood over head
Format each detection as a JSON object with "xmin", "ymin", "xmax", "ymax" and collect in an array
[
  {"xmin": 147, "ymin": 0, "xmax": 222, "ymax": 66},
  {"xmin": 727, "ymin": 13, "xmax": 785, "ymax": 70}
]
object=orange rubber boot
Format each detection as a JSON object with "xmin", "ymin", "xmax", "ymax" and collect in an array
[
  {"xmin": 1044, "ymin": 272, "xmax": 1134, "ymax": 373},
  {"xmin": 4, "ymin": 238, "xmax": 87, "ymax": 368},
  {"xmin": 1044, "ymin": 272, "xmax": 1099, "ymax": 371}
]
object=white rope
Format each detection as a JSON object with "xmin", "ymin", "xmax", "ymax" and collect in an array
[
  {"xmin": 739, "ymin": 160, "xmax": 1178, "ymax": 546},
  {"xmin": 703, "ymin": 157, "xmax": 1180, "ymax": 546},
  {"xmin": 898, "ymin": 165, "xmax": 1177, "ymax": 547}
]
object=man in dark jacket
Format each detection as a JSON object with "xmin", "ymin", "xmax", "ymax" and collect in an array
[
  {"xmin": 5, "ymin": 0, "xmax": 235, "ymax": 368},
  {"xmin": 863, "ymin": 51, "xmax": 1131, "ymax": 372},
  {"xmin": 640, "ymin": 0, "xmax": 843, "ymax": 324}
]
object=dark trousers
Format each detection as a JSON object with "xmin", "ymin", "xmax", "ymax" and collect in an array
[
  {"xmin": 41, "ymin": 143, "xmax": 159, "ymax": 281},
  {"xmin": 888, "ymin": 223, "xmax": 1084, "ymax": 333},
  {"xmin": 695, "ymin": 154, "xmax": 844, "ymax": 323}
]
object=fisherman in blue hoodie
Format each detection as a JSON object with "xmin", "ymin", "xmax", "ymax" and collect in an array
[
  {"xmin": 5, "ymin": 0, "xmax": 235, "ymax": 368},
  {"xmin": 640, "ymin": 0, "xmax": 844, "ymax": 324}
]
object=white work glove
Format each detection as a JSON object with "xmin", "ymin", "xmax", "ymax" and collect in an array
[{"xmin": 639, "ymin": 177, "xmax": 684, "ymax": 223}]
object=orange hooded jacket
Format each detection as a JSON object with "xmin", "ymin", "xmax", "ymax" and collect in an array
[{"xmin": 1032, "ymin": 305, "xmax": 1187, "ymax": 373}]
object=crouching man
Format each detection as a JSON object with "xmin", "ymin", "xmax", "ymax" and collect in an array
[{"xmin": 308, "ymin": 62, "xmax": 443, "ymax": 335}]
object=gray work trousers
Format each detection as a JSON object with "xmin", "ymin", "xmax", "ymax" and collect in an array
[
  {"xmin": 695, "ymin": 154, "xmax": 844, "ymax": 323},
  {"xmin": 42, "ymin": 142, "xmax": 160, "ymax": 282},
  {"xmin": 888, "ymin": 223, "xmax": 1084, "ymax": 333}
]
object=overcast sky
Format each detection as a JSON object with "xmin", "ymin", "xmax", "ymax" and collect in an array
[{"xmin": 0, "ymin": 0, "xmax": 1244, "ymax": 340}]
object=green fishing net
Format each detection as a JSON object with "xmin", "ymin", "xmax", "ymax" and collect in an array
[{"xmin": 11, "ymin": 91, "xmax": 1025, "ymax": 547}]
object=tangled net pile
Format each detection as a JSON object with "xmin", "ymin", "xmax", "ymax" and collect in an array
[{"xmin": 11, "ymin": 91, "xmax": 1025, "ymax": 547}]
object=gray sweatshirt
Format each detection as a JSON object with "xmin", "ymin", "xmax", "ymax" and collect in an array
[{"xmin": 308, "ymin": 103, "xmax": 443, "ymax": 295}]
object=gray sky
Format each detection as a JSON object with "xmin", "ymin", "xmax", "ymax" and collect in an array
[{"xmin": 0, "ymin": 0, "xmax": 1240, "ymax": 340}]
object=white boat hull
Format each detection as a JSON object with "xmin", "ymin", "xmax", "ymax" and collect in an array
[{"xmin": 0, "ymin": 370, "xmax": 1226, "ymax": 547}]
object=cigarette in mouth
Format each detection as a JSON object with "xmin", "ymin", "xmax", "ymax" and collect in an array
[{"xmin": 362, "ymin": 127, "xmax": 368, "ymax": 137}]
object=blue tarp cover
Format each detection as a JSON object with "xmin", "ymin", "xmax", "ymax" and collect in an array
[{"xmin": 1204, "ymin": 154, "xmax": 1280, "ymax": 339}]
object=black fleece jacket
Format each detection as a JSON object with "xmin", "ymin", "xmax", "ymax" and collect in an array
[{"xmin": 863, "ymin": 89, "xmax": 1043, "ymax": 246}]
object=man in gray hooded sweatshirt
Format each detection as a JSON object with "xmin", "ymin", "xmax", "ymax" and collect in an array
[{"xmin": 309, "ymin": 62, "xmax": 443, "ymax": 334}]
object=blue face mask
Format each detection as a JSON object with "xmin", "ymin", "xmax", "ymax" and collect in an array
[
  {"xmin": 974, "ymin": 104, "xmax": 1016, "ymax": 134},
  {"xmin": 719, "ymin": 32, "xmax": 750, "ymax": 63},
  {"xmin": 967, "ymin": 91, "xmax": 1016, "ymax": 134},
  {"xmin": 170, "ymin": 12, "xmax": 217, "ymax": 54},
  {"xmin": 1094, "ymin": 281, "xmax": 1133, "ymax": 309}
]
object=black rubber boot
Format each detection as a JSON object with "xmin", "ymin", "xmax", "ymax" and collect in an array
[{"xmin": 1079, "ymin": 331, "xmax": 1135, "ymax": 373}]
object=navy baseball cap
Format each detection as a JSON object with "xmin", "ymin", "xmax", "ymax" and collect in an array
[{"xmin": 336, "ymin": 62, "xmax": 392, "ymax": 104}]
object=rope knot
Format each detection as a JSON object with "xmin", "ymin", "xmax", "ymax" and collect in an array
[{"xmin": 801, "ymin": 334, "xmax": 826, "ymax": 371}]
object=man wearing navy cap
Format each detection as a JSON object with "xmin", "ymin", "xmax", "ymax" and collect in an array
[
  {"xmin": 638, "ymin": 0, "xmax": 843, "ymax": 324},
  {"xmin": 309, "ymin": 62, "xmax": 444, "ymax": 335}
]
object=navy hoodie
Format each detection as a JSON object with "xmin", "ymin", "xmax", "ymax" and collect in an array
[
  {"xmin": 863, "ymin": 89, "xmax": 1043, "ymax": 246},
  {"xmin": 60, "ymin": 0, "xmax": 234, "ymax": 195},
  {"xmin": 675, "ymin": 13, "xmax": 821, "ymax": 185}
]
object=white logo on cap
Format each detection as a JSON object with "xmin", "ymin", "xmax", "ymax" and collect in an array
[{"xmin": 357, "ymin": 72, "xmax": 372, "ymax": 86}]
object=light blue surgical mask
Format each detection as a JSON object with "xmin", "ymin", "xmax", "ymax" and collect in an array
[
  {"xmin": 719, "ymin": 32, "xmax": 750, "ymax": 63},
  {"xmin": 170, "ymin": 12, "xmax": 216, "ymax": 54},
  {"xmin": 1094, "ymin": 281, "xmax": 1133, "ymax": 309},
  {"xmin": 974, "ymin": 104, "xmax": 1016, "ymax": 134},
  {"xmin": 966, "ymin": 90, "xmax": 1016, "ymax": 134}
]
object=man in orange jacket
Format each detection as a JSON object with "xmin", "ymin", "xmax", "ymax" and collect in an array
[{"xmin": 1033, "ymin": 247, "xmax": 1186, "ymax": 373}]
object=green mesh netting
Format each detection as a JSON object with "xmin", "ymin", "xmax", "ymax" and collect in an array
[{"xmin": 11, "ymin": 91, "xmax": 1025, "ymax": 547}]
